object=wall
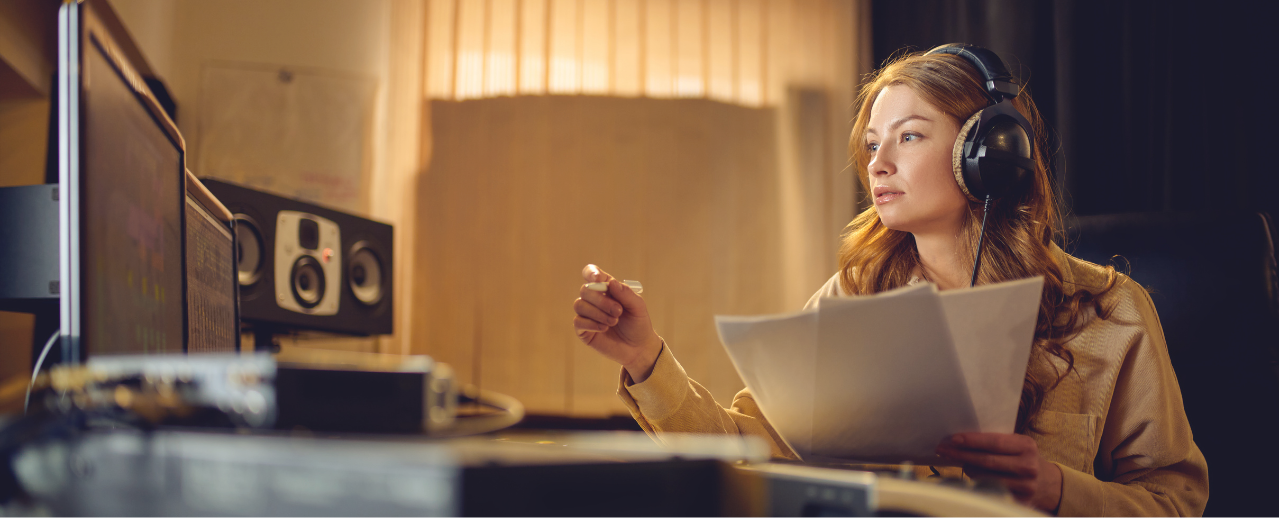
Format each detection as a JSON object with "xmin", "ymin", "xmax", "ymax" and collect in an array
[
  {"xmin": 110, "ymin": 0, "xmax": 425, "ymax": 354},
  {"xmin": 418, "ymin": 96, "xmax": 801, "ymax": 415},
  {"xmin": 412, "ymin": 1, "xmax": 870, "ymax": 417}
]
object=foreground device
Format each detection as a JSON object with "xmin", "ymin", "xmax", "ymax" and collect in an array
[
  {"xmin": 11, "ymin": 430, "xmax": 765, "ymax": 516},
  {"xmin": 201, "ymin": 178, "xmax": 393, "ymax": 337}
]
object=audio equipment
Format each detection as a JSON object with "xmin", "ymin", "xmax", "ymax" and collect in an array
[
  {"xmin": 200, "ymin": 178, "xmax": 393, "ymax": 337},
  {"xmin": 926, "ymin": 44, "xmax": 1036, "ymax": 202},
  {"xmin": 0, "ymin": 185, "xmax": 59, "ymax": 312},
  {"xmin": 740, "ymin": 463, "xmax": 1036, "ymax": 517},
  {"xmin": 183, "ymin": 171, "xmax": 239, "ymax": 353},
  {"xmin": 924, "ymin": 44, "xmax": 1037, "ymax": 286},
  {"xmin": 47, "ymin": 0, "xmax": 238, "ymax": 361}
]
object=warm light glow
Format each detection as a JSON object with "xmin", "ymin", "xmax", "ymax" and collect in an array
[{"xmin": 425, "ymin": 0, "xmax": 852, "ymax": 107}]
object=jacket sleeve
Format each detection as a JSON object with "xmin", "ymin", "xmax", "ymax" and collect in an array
[
  {"xmin": 1056, "ymin": 286, "xmax": 1209, "ymax": 517},
  {"xmin": 616, "ymin": 341, "xmax": 799, "ymax": 460},
  {"xmin": 614, "ymin": 273, "xmax": 845, "ymax": 460}
]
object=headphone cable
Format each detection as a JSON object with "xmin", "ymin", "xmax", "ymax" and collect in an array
[
  {"xmin": 24, "ymin": 331, "xmax": 59, "ymax": 415},
  {"xmin": 969, "ymin": 194, "xmax": 992, "ymax": 287}
]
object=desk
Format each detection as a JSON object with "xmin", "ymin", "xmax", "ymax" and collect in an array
[{"xmin": 9, "ymin": 428, "xmax": 1040, "ymax": 516}]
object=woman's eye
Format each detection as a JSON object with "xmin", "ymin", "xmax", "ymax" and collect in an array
[
  {"xmin": 902, "ymin": 133, "xmax": 921, "ymax": 143},
  {"xmin": 866, "ymin": 142, "xmax": 879, "ymax": 152}
]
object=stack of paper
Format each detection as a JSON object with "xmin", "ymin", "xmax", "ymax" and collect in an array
[{"xmin": 715, "ymin": 277, "xmax": 1043, "ymax": 465}]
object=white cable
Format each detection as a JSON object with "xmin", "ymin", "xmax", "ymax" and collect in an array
[{"xmin": 24, "ymin": 331, "xmax": 60, "ymax": 415}]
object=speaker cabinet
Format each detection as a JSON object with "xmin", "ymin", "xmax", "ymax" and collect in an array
[{"xmin": 201, "ymin": 178, "xmax": 393, "ymax": 336}]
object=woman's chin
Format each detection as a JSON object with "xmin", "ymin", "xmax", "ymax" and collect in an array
[{"xmin": 877, "ymin": 212, "xmax": 912, "ymax": 232}]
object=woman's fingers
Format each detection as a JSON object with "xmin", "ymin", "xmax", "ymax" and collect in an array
[
  {"xmin": 938, "ymin": 447, "xmax": 1038, "ymax": 477},
  {"xmin": 579, "ymin": 284, "xmax": 624, "ymax": 316},
  {"xmin": 936, "ymin": 434, "xmax": 1038, "ymax": 478},
  {"xmin": 582, "ymin": 264, "xmax": 614, "ymax": 283},
  {"xmin": 574, "ymin": 315, "xmax": 608, "ymax": 335},
  {"xmin": 945, "ymin": 433, "xmax": 1035, "ymax": 454},
  {"xmin": 574, "ymin": 297, "xmax": 618, "ymax": 326}
]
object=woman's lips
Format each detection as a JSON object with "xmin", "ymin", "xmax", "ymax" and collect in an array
[{"xmin": 875, "ymin": 191, "xmax": 903, "ymax": 205}]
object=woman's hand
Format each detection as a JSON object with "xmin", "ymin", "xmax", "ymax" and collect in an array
[
  {"xmin": 935, "ymin": 432, "xmax": 1063, "ymax": 513},
  {"xmin": 573, "ymin": 264, "xmax": 663, "ymax": 383}
]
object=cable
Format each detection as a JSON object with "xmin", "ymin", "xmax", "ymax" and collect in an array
[
  {"xmin": 24, "ymin": 332, "xmax": 59, "ymax": 415},
  {"xmin": 443, "ymin": 386, "xmax": 525, "ymax": 437},
  {"xmin": 969, "ymin": 194, "xmax": 993, "ymax": 287}
]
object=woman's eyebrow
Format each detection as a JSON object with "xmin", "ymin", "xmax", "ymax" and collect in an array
[{"xmin": 865, "ymin": 114, "xmax": 933, "ymax": 136}]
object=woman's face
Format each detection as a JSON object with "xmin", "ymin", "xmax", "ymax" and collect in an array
[{"xmin": 864, "ymin": 85, "xmax": 969, "ymax": 235}]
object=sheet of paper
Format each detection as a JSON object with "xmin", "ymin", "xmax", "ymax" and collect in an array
[
  {"xmin": 810, "ymin": 285, "xmax": 978, "ymax": 464},
  {"xmin": 716, "ymin": 308, "xmax": 818, "ymax": 457},
  {"xmin": 939, "ymin": 276, "xmax": 1043, "ymax": 433}
]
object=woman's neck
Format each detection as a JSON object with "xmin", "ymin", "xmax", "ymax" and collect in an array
[{"xmin": 913, "ymin": 231, "xmax": 970, "ymax": 290}]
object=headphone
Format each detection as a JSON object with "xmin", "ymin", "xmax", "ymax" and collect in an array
[{"xmin": 925, "ymin": 44, "xmax": 1036, "ymax": 202}]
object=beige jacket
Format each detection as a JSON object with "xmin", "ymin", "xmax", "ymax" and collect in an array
[{"xmin": 617, "ymin": 246, "xmax": 1209, "ymax": 516}]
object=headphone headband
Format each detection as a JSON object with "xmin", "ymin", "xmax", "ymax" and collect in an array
[
  {"xmin": 919, "ymin": 44, "xmax": 1035, "ymax": 202},
  {"xmin": 925, "ymin": 44, "xmax": 1020, "ymax": 102}
]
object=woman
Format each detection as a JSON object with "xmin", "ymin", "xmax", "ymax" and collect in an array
[{"xmin": 571, "ymin": 44, "xmax": 1207, "ymax": 516}]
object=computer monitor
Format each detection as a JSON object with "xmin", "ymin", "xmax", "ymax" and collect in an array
[{"xmin": 56, "ymin": 0, "xmax": 235, "ymax": 362}]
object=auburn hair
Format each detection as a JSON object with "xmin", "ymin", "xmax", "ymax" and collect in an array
[{"xmin": 838, "ymin": 46, "xmax": 1119, "ymax": 433}]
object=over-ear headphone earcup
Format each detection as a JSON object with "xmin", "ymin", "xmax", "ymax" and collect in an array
[
  {"xmin": 953, "ymin": 101, "xmax": 1035, "ymax": 200},
  {"xmin": 952, "ymin": 112, "xmax": 984, "ymax": 202}
]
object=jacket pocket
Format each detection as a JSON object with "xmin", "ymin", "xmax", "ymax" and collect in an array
[{"xmin": 1030, "ymin": 410, "xmax": 1098, "ymax": 475}]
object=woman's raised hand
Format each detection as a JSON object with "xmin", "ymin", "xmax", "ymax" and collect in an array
[{"xmin": 573, "ymin": 264, "xmax": 663, "ymax": 383}]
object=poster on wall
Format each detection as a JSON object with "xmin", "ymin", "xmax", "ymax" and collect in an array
[{"xmin": 195, "ymin": 61, "xmax": 377, "ymax": 214}]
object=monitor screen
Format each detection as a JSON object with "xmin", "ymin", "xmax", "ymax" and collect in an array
[{"xmin": 60, "ymin": 1, "xmax": 186, "ymax": 359}]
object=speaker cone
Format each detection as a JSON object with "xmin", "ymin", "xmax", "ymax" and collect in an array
[
  {"xmin": 347, "ymin": 242, "xmax": 383, "ymax": 306},
  {"xmin": 234, "ymin": 214, "xmax": 263, "ymax": 286},
  {"xmin": 290, "ymin": 255, "xmax": 325, "ymax": 308}
]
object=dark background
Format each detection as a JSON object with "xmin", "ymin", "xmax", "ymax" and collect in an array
[
  {"xmin": 871, "ymin": 3, "xmax": 1279, "ymax": 516},
  {"xmin": 871, "ymin": 0, "xmax": 1278, "ymax": 224}
]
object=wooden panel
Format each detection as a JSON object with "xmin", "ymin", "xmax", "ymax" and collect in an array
[
  {"xmin": 0, "ymin": 0, "xmax": 57, "ymax": 100},
  {"xmin": 0, "ymin": 311, "xmax": 35, "ymax": 416},
  {"xmin": 413, "ymin": 95, "xmax": 843, "ymax": 417},
  {"xmin": 0, "ymin": 98, "xmax": 51, "ymax": 187}
]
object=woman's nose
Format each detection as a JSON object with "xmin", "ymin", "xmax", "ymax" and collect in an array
[{"xmin": 869, "ymin": 150, "xmax": 894, "ymax": 176}]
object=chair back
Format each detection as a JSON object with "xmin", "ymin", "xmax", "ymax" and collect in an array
[{"xmin": 1066, "ymin": 211, "xmax": 1279, "ymax": 517}]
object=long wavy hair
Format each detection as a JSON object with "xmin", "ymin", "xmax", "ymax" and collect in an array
[{"xmin": 838, "ymin": 45, "xmax": 1119, "ymax": 433}]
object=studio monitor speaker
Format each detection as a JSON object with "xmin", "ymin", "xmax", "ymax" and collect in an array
[{"xmin": 201, "ymin": 178, "xmax": 393, "ymax": 336}]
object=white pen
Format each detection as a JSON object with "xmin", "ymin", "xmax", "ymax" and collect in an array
[{"xmin": 585, "ymin": 279, "xmax": 643, "ymax": 294}]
